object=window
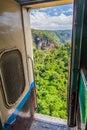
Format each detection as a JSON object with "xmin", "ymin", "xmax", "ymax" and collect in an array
[{"xmin": 1, "ymin": 50, "xmax": 25, "ymax": 105}]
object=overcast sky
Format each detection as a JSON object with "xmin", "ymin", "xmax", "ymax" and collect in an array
[{"xmin": 30, "ymin": 4, "xmax": 73, "ymax": 30}]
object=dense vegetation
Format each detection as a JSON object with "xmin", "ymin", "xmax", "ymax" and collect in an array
[
  {"xmin": 32, "ymin": 29, "xmax": 71, "ymax": 118},
  {"xmin": 32, "ymin": 29, "xmax": 60, "ymax": 46},
  {"xmin": 32, "ymin": 29, "xmax": 72, "ymax": 45},
  {"xmin": 33, "ymin": 43, "xmax": 71, "ymax": 119}
]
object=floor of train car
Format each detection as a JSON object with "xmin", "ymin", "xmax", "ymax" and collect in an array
[{"xmin": 30, "ymin": 113, "xmax": 68, "ymax": 130}]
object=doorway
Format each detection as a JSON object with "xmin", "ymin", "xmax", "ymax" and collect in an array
[{"xmin": 30, "ymin": 4, "xmax": 73, "ymax": 120}]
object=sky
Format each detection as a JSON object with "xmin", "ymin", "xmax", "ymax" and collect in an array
[{"xmin": 30, "ymin": 4, "xmax": 73, "ymax": 30}]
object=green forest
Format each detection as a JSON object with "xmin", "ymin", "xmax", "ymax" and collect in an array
[
  {"xmin": 32, "ymin": 29, "xmax": 72, "ymax": 45},
  {"xmin": 32, "ymin": 29, "xmax": 71, "ymax": 119}
]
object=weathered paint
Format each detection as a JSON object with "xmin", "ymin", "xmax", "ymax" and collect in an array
[
  {"xmin": 3, "ymin": 82, "xmax": 35, "ymax": 130},
  {"xmin": 0, "ymin": 0, "xmax": 36, "ymax": 129},
  {"xmin": 71, "ymin": 0, "xmax": 85, "ymax": 91},
  {"xmin": 0, "ymin": 0, "xmax": 28, "ymax": 125}
]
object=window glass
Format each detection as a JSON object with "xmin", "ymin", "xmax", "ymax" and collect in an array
[{"xmin": 1, "ymin": 50, "xmax": 25, "ymax": 104}]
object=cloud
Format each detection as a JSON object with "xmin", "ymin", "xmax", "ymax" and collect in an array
[
  {"xmin": 53, "ymin": 8, "xmax": 57, "ymax": 11},
  {"xmin": 54, "ymin": 12, "xmax": 58, "ymax": 16},
  {"xmin": 63, "ymin": 8, "xmax": 73, "ymax": 13},
  {"xmin": 30, "ymin": 10, "xmax": 73, "ymax": 30}
]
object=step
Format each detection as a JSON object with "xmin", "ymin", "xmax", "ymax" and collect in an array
[{"xmin": 30, "ymin": 113, "xmax": 68, "ymax": 130}]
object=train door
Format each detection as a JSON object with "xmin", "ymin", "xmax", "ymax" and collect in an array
[
  {"xmin": 77, "ymin": 0, "xmax": 87, "ymax": 129},
  {"xmin": 68, "ymin": 0, "xmax": 87, "ymax": 129},
  {"xmin": 0, "ymin": 0, "xmax": 73, "ymax": 130},
  {"xmin": 0, "ymin": 0, "xmax": 37, "ymax": 130}
]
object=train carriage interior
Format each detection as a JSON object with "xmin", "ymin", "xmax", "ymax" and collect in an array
[{"xmin": 0, "ymin": 0, "xmax": 87, "ymax": 130}]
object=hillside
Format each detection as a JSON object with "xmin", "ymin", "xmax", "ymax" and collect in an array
[
  {"xmin": 31, "ymin": 29, "xmax": 72, "ymax": 46},
  {"xmin": 33, "ymin": 44, "xmax": 70, "ymax": 119},
  {"xmin": 32, "ymin": 29, "xmax": 71, "ymax": 119},
  {"xmin": 54, "ymin": 30, "xmax": 72, "ymax": 44}
]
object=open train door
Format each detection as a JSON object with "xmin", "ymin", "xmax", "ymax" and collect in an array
[
  {"xmin": 0, "ymin": 0, "xmax": 73, "ymax": 130},
  {"xmin": 68, "ymin": 0, "xmax": 87, "ymax": 129},
  {"xmin": 0, "ymin": 0, "xmax": 37, "ymax": 130}
]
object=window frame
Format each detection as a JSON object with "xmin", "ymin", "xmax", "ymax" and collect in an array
[{"xmin": 0, "ymin": 48, "xmax": 25, "ymax": 107}]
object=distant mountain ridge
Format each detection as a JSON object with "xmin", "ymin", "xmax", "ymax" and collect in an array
[
  {"xmin": 53, "ymin": 30, "xmax": 72, "ymax": 44},
  {"xmin": 31, "ymin": 29, "xmax": 72, "ymax": 45}
]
